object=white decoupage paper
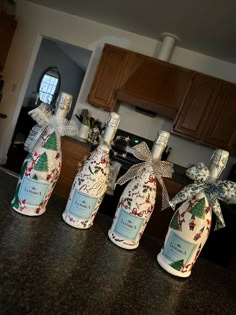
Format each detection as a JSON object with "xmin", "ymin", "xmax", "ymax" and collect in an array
[
  {"xmin": 157, "ymin": 191, "xmax": 211, "ymax": 277},
  {"xmin": 11, "ymin": 92, "xmax": 75, "ymax": 216},
  {"xmin": 62, "ymin": 144, "xmax": 110, "ymax": 229},
  {"xmin": 108, "ymin": 164, "xmax": 157, "ymax": 249},
  {"xmin": 62, "ymin": 112, "xmax": 120, "ymax": 229},
  {"xmin": 157, "ymin": 149, "xmax": 236, "ymax": 277},
  {"xmin": 11, "ymin": 126, "xmax": 62, "ymax": 216},
  {"xmin": 108, "ymin": 137, "xmax": 173, "ymax": 250}
]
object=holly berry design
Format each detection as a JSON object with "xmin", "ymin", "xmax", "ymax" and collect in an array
[
  {"xmin": 63, "ymin": 145, "xmax": 110, "ymax": 229},
  {"xmin": 108, "ymin": 164, "xmax": 158, "ymax": 248}
]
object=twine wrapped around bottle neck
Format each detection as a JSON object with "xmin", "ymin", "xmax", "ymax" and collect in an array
[
  {"xmin": 116, "ymin": 142, "xmax": 173, "ymax": 210},
  {"xmin": 169, "ymin": 162, "xmax": 236, "ymax": 230}
]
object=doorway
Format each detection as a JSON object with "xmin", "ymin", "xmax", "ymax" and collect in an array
[{"xmin": 4, "ymin": 37, "xmax": 92, "ymax": 173}]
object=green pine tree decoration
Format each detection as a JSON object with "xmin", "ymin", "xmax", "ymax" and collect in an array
[
  {"xmin": 44, "ymin": 131, "xmax": 58, "ymax": 151},
  {"xmin": 34, "ymin": 152, "xmax": 49, "ymax": 172},
  {"xmin": 170, "ymin": 259, "xmax": 184, "ymax": 271},
  {"xmin": 32, "ymin": 174, "xmax": 38, "ymax": 180},
  {"xmin": 190, "ymin": 197, "xmax": 206, "ymax": 219},
  {"xmin": 170, "ymin": 211, "xmax": 179, "ymax": 230}
]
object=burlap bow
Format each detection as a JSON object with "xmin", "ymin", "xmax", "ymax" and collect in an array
[
  {"xmin": 116, "ymin": 142, "xmax": 173, "ymax": 210},
  {"xmin": 169, "ymin": 162, "xmax": 236, "ymax": 230}
]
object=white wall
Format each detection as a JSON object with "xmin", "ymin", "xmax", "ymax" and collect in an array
[{"xmin": 1, "ymin": 0, "xmax": 235, "ymax": 178}]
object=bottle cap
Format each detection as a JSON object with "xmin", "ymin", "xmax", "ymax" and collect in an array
[
  {"xmin": 154, "ymin": 130, "xmax": 170, "ymax": 147},
  {"xmin": 103, "ymin": 112, "xmax": 120, "ymax": 144},
  {"xmin": 152, "ymin": 130, "xmax": 170, "ymax": 160},
  {"xmin": 57, "ymin": 92, "xmax": 73, "ymax": 112},
  {"xmin": 107, "ymin": 112, "xmax": 120, "ymax": 129},
  {"xmin": 208, "ymin": 149, "xmax": 229, "ymax": 181}
]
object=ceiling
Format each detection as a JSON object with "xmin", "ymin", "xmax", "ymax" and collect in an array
[{"xmin": 26, "ymin": 0, "xmax": 236, "ymax": 63}]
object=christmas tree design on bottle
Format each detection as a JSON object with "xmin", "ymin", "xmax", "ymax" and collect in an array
[
  {"xmin": 108, "ymin": 130, "xmax": 173, "ymax": 250},
  {"xmin": 62, "ymin": 112, "xmax": 120, "ymax": 229},
  {"xmin": 11, "ymin": 92, "xmax": 76, "ymax": 216},
  {"xmin": 157, "ymin": 149, "xmax": 236, "ymax": 277}
]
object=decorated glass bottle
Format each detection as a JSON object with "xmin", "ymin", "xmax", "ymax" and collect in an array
[
  {"xmin": 108, "ymin": 130, "xmax": 172, "ymax": 250},
  {"xmin": 11, "ymin": 92, "xmax": 73, "ymax": 216},
  {"xmin": 157, "ymin": 149, "xmax": 230, "ymax": 277},
  {"xmin": 62, "ymin": 112, "xmax": 120, "ymax": 229}
]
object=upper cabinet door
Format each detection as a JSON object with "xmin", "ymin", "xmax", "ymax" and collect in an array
[
  {"xmin": 117, "ymin": 55, "xmax": 193, "ymax": 119},
  {"xmin": 88, "ymin": 44, "xmax": 129, "ymax": 111},
  {"xmin": 172, "ymin": 74, "xmax": 220, "ymax": 140},
  {"xmin": 203, "ymin": 82, "xmax": 236, "ymax": 152}
]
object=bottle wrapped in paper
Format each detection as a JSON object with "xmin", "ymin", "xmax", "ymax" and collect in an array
[
  {"xmin": 108, "ymin": 140, "xmax": 173, "ymax": 250},
  {"xmin": 11, "ymin": 93, "xmax": 77, "ymax": 216},
  {"xmin": 62, "ymin": 112, "xmax": 120, "ymax": 229},
  {"xmin": 157, "ymin": 150, "xmax": 236, "ymax": 277}
]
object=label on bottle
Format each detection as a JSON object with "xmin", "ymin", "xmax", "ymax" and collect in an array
[
  {"xmin": 114, "ymin": 208, "xmax": 144, "ymax": 240},
  {"xmin": 68, "ymin": 189, "xmax": 98, "ymax": 220},
  {"xmin": 163, "ymin": 231, "xmax": 197, "ymax": 265},
  {"xmin": 18, "ymin": 176, "xmax": 49, "ymax": 206}
]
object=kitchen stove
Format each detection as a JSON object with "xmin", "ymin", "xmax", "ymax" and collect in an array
[{"xmin": 110, "ymin": 129, "xmax": 153, "ymax": 170}]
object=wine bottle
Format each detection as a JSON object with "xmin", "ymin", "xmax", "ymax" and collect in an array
[
  {"xmin": 157, "ymin": 149, "xmax": 229, "ymax": 277},
  {"xmin": 11, "ymin": 92, "xmax": 73, "ymax": 216},
  {"xmin": 62, "ymin": 112, "xmax": 120, "ymax": 229},
  {"xmin": 108, "ymin": 130, "xmax": 171, "ymax": 250}
]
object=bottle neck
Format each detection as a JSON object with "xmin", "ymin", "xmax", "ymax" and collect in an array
[
  {"xmin": 54, "ymin": 92, "xmax": 72, "ymax": 123},
  {"xmin": 151, "ymin": 143, "xmax": 166, "ymax": 161},
  {"xmin": 152, "ymin": 130, "xmax": 170, "ymax": 161},
  {"xmin": 55, "ymin": 108, "xmax": 68, "ymax": 124},
  {"xmin": 102, "ymin": 112, "xmax": 120, "ymax": 145},
  {"xmin": 208, "ymin": 149, "xmax": 229, "ymax": 183},
  {"xmin": 102, "ymin": 125, "xmax": 116, "ymax": 145}
]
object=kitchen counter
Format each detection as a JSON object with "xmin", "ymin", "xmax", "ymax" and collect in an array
[{"xmin": 0, "ymin": 169, "xmax": 236, "ymax": 315}]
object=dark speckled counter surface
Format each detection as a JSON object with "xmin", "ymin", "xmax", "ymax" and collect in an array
[{"xmin": 0, "ymin": 169, "xmax": 236, "ymax": 315}]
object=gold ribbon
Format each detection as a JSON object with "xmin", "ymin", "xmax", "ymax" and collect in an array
[{"xmin": 116, "ymin": 142, "xmax": 173, "ymax": 210}]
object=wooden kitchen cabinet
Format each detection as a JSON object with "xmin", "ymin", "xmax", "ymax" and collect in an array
[
  {"xmin": 173, "ymin": 73, "xmax": 236, "ymax": 153},
  {"xmin": 0, "ymin": 11, "xmax": 17, "ymax": 71},
  {"xmin": 88, "ymin": 44, "xmax": 193, "ymax": 118},
  {"xmin": 203, "ymin": 81, "xmax": 236, "ymax": 153},
  {"xmin": 88, "ymin": 44, "xmax": 129, "ymax": 111},
  {"xmin": 173, "ymin": 73, "xmax": 220, "ymax": 140},
  {"xmin": 117, "ymin": 53, "xmax": 193, "ymax": 119},
  {"xmin": 54, "ymin": 137, "xmax": 90, "ymax": 199}
]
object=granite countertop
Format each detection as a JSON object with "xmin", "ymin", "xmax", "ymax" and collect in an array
[{"xmin": 0, "ymin": 169, "xmax": 236, "ymax": 315}]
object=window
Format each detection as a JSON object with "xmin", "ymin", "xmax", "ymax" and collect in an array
[{"xmin": 39, "ymin": 73, "xmax": 59, "ymax": 104}]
